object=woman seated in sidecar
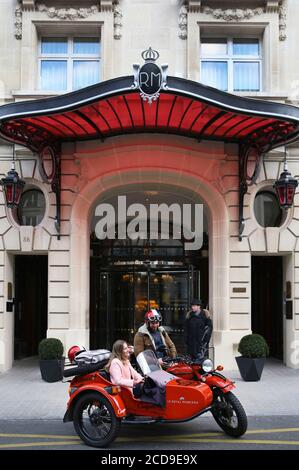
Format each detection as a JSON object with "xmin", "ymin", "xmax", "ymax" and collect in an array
[
  {"xmin": 107, "ymin": 340, "xmax": 174, "ymax": 407},
  {"xmin": 106, "ymin": 339, "xmax": 144, "ymax": 398}
]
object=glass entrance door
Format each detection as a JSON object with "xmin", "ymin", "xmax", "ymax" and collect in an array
[
  {"xmin": 95, "ymin": 271, "xmax": 135, "ymax": 348},
  {"xmin": 92, "ymin": 266, "xmax": 200, "ymax": 352},
  {"xmin": 148, "ymin": 271, "xmax": 190, "ymax": 352}
]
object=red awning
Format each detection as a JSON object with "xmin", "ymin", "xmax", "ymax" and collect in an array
[{"xmin": 1, "ymin": 76, "xmax": 299, "ymax": 152}]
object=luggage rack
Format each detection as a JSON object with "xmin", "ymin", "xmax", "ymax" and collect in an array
[{"xmin": 63, "ymin": 359, "xmax": 110, "ymax": 378}]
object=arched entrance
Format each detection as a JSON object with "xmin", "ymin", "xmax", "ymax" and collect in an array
[
  {"xmin": 89, "ymin": 185, "xmax": 209, "ymax": 351},
  {"xmin": 69, "ymin": 140, "xmax": 230, "ymax": 357}
]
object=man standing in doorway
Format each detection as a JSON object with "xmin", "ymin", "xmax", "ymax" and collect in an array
[{"xmin": 184, "ymin": 299, "xmax": 213, "ymax": 359}]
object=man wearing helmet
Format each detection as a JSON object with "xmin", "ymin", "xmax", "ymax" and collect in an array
[{"xmin": 134, "ymin": 309, "xmax": 177, "ymax": 361}]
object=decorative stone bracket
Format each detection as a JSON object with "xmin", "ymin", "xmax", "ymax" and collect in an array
[
  {"xmin": 184, "ymin": 1, "xmax": 201, "ymax": 13},
  {"xmin": 114, "ymin": 4, "xmax": 123, "ymax": 39},
  {"xmin": 19, "ymin": 0, "xmax": 35, "ymax": 11},
  {"xmin": 15, "ymin": 6, "xmax": 22, "ymax": 40},
  {"xmin": 38, "ymin": 143, "xmax": 61, "ymax": 240},
  {"xmin": 279, "ymin": 0, "xmax": 287, "ymax": 41},
  {"xmin": 238, "ymin": 144, "xmax": 262, "ymax": 241},
  {"xmin": 179, "ymin": 5, "xmax": 188, "ymax": 40}
]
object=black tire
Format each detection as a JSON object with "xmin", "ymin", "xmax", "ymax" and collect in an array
[
  {"xmin": 73, "ymin": 392, "xmax": 121, "ymax": 448},
  {"xmin": 211, "ymin": 391, "xmax": 247, "ymax": 437}
]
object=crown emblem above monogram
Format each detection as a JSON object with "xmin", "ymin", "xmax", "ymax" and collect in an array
[
  {"xmin": 141, "ymin": 47, "xmax": 160, "ymax": 62},
  {"xmin": 132, "ymin": 48, "xmax": 168, "ymax": 104}
]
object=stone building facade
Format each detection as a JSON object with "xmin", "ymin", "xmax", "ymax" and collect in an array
[{"xmin": 1, "ymin": 0, "xmax": 299, "ymax": 372}]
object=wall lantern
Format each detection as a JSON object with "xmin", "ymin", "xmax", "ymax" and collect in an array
[
  {"xmin": 0, "ymin": 150, "xmax": 25, "ymax": 208},
  {"xmin": 273, "ymin": 151, "xmax": 298, "ymax": 210}
]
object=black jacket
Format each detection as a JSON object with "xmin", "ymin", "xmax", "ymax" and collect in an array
[{"xmin": 184, "ymin": 310, "xmax": 213, "ymax": 357}]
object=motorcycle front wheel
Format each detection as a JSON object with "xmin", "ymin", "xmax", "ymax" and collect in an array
[
  {"xmin": 73, "ymin": 392, "xmax": 121, "ymax": 447},
  {"xmin": 211, "ymin": 391, "xmax": 247, "ymax": 437}
]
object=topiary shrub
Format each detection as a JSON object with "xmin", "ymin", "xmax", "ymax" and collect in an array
[
  {"xmin": 238, "ymin": 334, "xmax": 269, "ymax": 358},
  {"xmin": 38, "ymin": 338, "xmax": 64, "ymax": 360}
]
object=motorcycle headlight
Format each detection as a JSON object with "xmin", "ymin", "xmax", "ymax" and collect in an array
[{"xmin": 202, "ymin": 359, "xmax": 213, "ymax": 373}]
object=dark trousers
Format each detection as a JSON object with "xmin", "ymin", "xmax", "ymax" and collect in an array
[{"xmin": 133, "ymin": 382, "xmax": 143, "ymax": 398}]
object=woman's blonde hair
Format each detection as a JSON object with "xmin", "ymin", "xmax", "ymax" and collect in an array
[{"xmin": 106, "ymin": 339, "xmax": 127, "ymax": 370}]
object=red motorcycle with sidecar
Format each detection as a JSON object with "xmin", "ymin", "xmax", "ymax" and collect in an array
[{"xmin": 63, "ymin": 348, "xmax": 247, "ymax": 448}]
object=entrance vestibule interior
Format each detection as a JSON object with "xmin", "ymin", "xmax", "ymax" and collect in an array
[{"xmin": 89, "ymin": 186, "xmax": 209, "ymax": 352}]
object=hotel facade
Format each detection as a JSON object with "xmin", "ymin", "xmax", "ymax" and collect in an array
[{"xmin": 1, "ymin": 0, "xmax": 299, "ymax": 372}]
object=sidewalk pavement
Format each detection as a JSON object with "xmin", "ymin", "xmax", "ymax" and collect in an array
[{"xmin": 0, "ymin": 357, "xmax": 298, "ymax": 420}]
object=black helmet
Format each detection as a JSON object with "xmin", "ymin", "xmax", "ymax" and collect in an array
[{"xmin": 191, "ymin": 298, "xmax": 202, "ymax": 306}]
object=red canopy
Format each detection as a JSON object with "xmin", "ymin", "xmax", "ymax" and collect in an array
[
  {"xmin": 1, "ymin": 76, "xmax": 299, "ymax": 152},
  {"xmin": 1, "ymin": 75, "xmax": 299, "ymax": 240}
]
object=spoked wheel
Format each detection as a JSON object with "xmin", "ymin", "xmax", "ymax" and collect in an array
[
  {"xmin": 73, "ymin": 392, "xmax": 121, "ymax": 447},
  {"xmin": 211, "ymin": 391, "xmax": 247, "ymax": 437}
]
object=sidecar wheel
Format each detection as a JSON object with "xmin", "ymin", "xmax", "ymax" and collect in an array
[
  {"xmin": 73, "ymin": 392, "xmax": 121, "ymax": 448},
  {"xmin": 211, "ymin": 391, "xmax": 247, "ymax": 437}
]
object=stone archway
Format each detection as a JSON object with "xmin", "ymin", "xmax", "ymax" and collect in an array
[{"xmin": 67, "ymin": 136, "xmax": 230, "ymax": 362}]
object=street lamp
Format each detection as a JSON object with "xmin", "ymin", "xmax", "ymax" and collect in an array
[
  {"xmin": 0, "ymin": 150, "xmax": 25, "ymax": 208},
  {"xmin": 273, "ymin": 151, "xmax": 298, "ymax": 210}
]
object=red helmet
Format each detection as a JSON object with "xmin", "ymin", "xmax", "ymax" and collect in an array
[
  {"xmin": 68, "ymin": 345, "xmax": 83, "ymax": 363},
  {"xmin": 144, "ymin": 309, "xmax": 162, "ymax": 324}
]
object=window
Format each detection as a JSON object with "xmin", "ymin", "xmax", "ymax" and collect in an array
[
  {"xmin": 254, "ymin": 190, "xmax": 286, "ymax": 228},
  {"xmin": 39, "ymin": 36, "xmax": 101, "ymax": 92},
  {"xmin": 200, "ymin": 37, "xmax": 261, "ymax": 92},
  {"xmin": 17, "ymin": 190, "xmax": 46, "ymax": 226}
]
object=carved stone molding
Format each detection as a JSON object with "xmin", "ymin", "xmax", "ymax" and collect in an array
[
  {"xmin": 114, "ymin": 5, "xmax": 123, "ymax": 39},
  {"xmin": 202, "ymin": 7, "xmax": 265, "ymax": 22},
  {"xmin": 279, "ymin": 0, "xmax": 287, "ymax": 41},
  {"xmin": 179, "ymin": 5, "xmax": 188, "ymax": 40},
  {"xmin": 15, "ymin": 7, "xmax": 23, "ymax": 40},
  {"xmin": 36, "ymin": 4, "xmax": 99, "ymax": 20}
]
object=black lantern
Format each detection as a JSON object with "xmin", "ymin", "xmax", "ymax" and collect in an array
[
  {"xmin": 273, "ymin": 154, "xmax": 298, "ymax": 210},
  {"xmin": 0, "ymin": 161, "xmax": 25, "ymax": 208}
]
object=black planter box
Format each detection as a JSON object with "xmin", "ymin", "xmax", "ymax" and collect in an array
[
  {"xmin": 235, "ymin": 356, "xmax": 265, "ymax": 381},
  {"xmin": 40, "ymin": 358, "xmax": 65, "ymax": 383}
]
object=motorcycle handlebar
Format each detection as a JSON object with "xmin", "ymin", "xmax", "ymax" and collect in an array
[
  {"xmin": 163, "ymin": 354, "xmax": 192, "ymax": 365},
  {"xmin": 163, "ymin": 350, "xmax": 210, "ymax": 366}
]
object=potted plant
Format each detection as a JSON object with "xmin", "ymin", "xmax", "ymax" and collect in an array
[
  {"xmin": 38, "ymin": 338, "xmax": 65, "ymax": 383},
  {"xmin": 235, "ymin": 334, "xmax": 269, "ymax": 381}
]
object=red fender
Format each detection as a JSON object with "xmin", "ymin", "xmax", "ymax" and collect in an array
[
  {"xmin": 67, "ymin": 384, "xmax": 126, "ymax": 419},
  {"xmin": 204, "ymin": 373, "xmax": 235, "ymax": 393}
]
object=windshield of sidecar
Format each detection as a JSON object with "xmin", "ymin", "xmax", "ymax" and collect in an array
[{"xmin": 136, "ymin": 350, "xmax": 161, "ymax": 375}]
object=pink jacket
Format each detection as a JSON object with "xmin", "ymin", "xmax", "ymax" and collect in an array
[{"xmin": 109, "ymin": 358, "xmax": 143, "ymax": 388}]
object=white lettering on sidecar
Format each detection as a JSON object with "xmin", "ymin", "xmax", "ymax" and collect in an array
[{"xmin": 167, "ymin": 399, "xmax": 199, "ymax": 405}]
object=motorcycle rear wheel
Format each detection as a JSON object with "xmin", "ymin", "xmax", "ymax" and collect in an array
[
  {"xmin": 211, "ymin": 391, "xmax": 247, "ymax": 437},
  {"xmin": 73, "ymin": 392, "xmax": 121, "ymax": 447}
]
